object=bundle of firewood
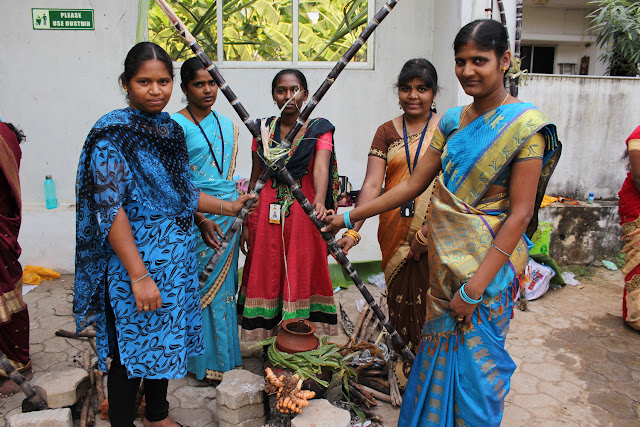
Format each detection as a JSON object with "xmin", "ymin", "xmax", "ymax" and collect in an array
[
  {"xmin": 55, "ymin": 329, "xmax": 106, "ymax": 427},
  {"xmin": 338, "ymin": 296, "xmax": 403, "ymax": 408}
]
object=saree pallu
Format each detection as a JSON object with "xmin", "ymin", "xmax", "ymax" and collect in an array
[
  {"xmin": 0, "ymin": 125, "xmax": 30, "ymax": 376},
  {"xmin": 400, "ymin": 103, "xmax": 560, "ymax": 426},
  {"xmin": 618, "ymin": 126, "xmax": 640, "ymax": 330},
  {"xmin": 379, "ymin": 125, "xmax": 436, "ymax": 353},
  {"xmin": 173, "ymin": 111, "xmax": 244, "ymax": 380}
]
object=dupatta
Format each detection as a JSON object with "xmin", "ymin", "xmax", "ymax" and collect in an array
[
  {"xmin": 74, "ymin": 108, "xmax": 199, "ymax": 332},
  {"xmin": 256, "ymin": 117, "xmax": 340, "ymax": 212}
]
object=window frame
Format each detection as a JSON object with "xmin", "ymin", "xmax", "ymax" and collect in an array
[{"xmin": 141, "ymin": 0, "xmax": 375, "ymax": 70}]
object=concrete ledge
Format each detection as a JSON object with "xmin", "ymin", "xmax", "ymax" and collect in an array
[
  {"xmin": 538, "ymin": 201, "xmax": 621, "ymax": 265},
  {"xmin": 8, "ymin": 408, "xmax": 73, "ymax": 427}
]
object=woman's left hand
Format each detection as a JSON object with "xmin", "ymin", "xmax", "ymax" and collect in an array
[
  {"xmin": 449, "ymin": 290, "xmax": 478, "ymax": 324},
  {"xmin": 198, "ymin": 219, "xmax": 223, "ymax": 250},
  {"xmin": 313, "ymin": 201, "xmax": 335, "ymax": 222},
  {"xmin": 230, "ymin": 194, "xmax": 257, "ymax": 216}
]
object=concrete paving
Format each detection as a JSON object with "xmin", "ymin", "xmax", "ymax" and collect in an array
[{"xmin": 1, "ymin": 267, "xmax": 639, "ymax": 426}]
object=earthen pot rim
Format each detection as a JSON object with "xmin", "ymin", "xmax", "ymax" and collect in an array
[{"xmin": 281, "ymin": 318, "xmax": 317, "ymax": 336}]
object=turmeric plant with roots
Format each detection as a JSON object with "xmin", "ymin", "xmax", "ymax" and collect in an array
[{"xmin": 265, "ymin": 367, "xmax": 316, "ymax": 414}]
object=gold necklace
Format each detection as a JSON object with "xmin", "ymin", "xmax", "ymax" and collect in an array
[{"xmin": 459, "ymin": 93, "xmax": 510, "ymax": 125}]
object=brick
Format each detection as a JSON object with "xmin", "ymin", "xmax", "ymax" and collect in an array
[
  {"xmin": 32, "ymin": 368, "xmax": 90, "ymax": 408},
  {"xmin": 216, "ymin": 369, "xmax": 265, "ymax": 410},
  {"xmin": 8, "ymin": 408, "xmax": 73, "ymax": 427},
  {"xmin": 291, "ymin": 399, "xmax": 350, "ymax": 427},
  {"xmin": 216, "ymin": 402, "xmax": 264, "ymax": 424},
  {"xmin": 173, "ymin": 385, "xmax": 216, "ymax": 408},
  {"xmin": 218, "ymin": 416, "xmax": 266, "ymax": 427}
]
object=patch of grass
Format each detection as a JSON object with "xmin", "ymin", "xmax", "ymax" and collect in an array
[
  {"xmin": 610, "ymin": 252, "xmax": 626, "ymax": 270},
  {"xmin": 561, "ymin": 264, "xmax": 595, "ymax": 279}
]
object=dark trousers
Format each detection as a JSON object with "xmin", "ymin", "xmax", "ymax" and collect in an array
[{"xmin": 107, "ymin": 353, "xmax": 169, "ymax": 426}]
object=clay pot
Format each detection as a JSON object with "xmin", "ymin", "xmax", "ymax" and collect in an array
[{"xmin": 275, "ymin": 318, "xmax": 320, "ymax": 353}]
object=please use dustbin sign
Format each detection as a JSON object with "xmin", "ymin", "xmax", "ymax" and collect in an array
[{"xmin": 32, "ymin": 9, "xmax": 94, "ymax": 30}]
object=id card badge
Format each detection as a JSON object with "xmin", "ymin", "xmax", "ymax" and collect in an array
[
  {"xmin": 400, "ymin": 200, "xmax": 415, "ymax": 218},
  {"xmin": 269, "ymin": 203, "xmax": 281, "ymax": 224}
]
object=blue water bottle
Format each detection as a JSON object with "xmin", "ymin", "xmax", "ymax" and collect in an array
[
  {"xmin": 587, "ymin": 192, "xmax": 595, "ymax": 204},
  {"xmin": 44, "ymin": 175, "xmax": 58, "ymax": 209}
]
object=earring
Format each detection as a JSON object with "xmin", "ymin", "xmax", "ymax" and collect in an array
[{"xmin": 431, "ymin": 100, "xmax": 436, "ymax": 110}]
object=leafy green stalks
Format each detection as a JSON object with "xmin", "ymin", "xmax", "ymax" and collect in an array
[
  {"xmin": 255, "ymin": 337, "xmax": 355, "ymax": 389},
  {"xmin": 258, "ymin": 89, "xmax": 301, "ymax": 166}
]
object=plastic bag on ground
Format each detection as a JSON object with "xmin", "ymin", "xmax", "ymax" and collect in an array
[
  {"xmin": 518, "ymin": 259, "xmax": 555, "ymax": 300},
  {"xmin": 368, "ymin": 272, "xmax": 386, "ymax": 289},
  {"xmin": 561, "ymin": 271, "xmax": 581, "ymax": 286}
]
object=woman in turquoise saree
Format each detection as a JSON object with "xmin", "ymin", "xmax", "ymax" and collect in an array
[
  {"xmin": 172, "ymin": 58, "xmax": 242, "ymax": 381},
  {"xmin": 323, "ymin": 20, "xmax": 560, "ymax": 426}
]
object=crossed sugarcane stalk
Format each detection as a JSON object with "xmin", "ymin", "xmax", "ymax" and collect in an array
[{"xmin": 155, "ymin": 0, "xmax": 415, "ymax": 362}]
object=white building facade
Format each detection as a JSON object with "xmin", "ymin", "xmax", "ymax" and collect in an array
[{"xmin": 0, "ymin": 0, "xmax": 637, "ymax": 272}]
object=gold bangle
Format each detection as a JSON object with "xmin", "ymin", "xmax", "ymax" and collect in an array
[
  {"xmin": 344, "ymin": 230, "xmax": 361, "ymax": 243},
  {"xmin": 197, "ymin": 218, "xmax": 207, "ymax": 227},
  {"xmin": 415, "ymin": 228, "xmax": 428, "ymax": 246},
  {"xmin": 220, "ymin": 199, "xmax": 224, "ymax": 216},
  {"xmin": 343, "ymin": 229, "xmax": 361, "ymax": 245}
]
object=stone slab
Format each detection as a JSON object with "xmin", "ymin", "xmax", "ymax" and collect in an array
[
  {"xmin": 218, "ymin": 416, "xmax": 266, "ymax": 427},
  {"xmin": 8, "ymin": 407, "xmax": 73, "ymax": 427},
  {"xmin": 32, "ymin": 368, "xmax": 90, "ymax": 408},
  {"xmin": 291, "ymin": 399, "xmax": 350, "ymax": 427},
  {"xmin": 216, "ymin": 369, "xmax": 265, "ymax": 410},
  {"xmin": 216, "ymin": 402, "xmax": 264, "ymax": 424}
]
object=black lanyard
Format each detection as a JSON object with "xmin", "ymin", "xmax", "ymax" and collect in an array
[
  {"xmin": 186, "ymin": 106, "xmax": 224, "ymax": 176},
  {"xmin": 402, "ymin": 111, "xmax": 432, "ymax": 175}
]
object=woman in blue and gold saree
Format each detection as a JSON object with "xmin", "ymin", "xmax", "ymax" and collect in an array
[
  {"xmin": 172, "ymin": 57, "xmax": 242, "ymax": 381},
  {"xmin": 323, "ymin": 20, "xmax": 561, "ymax": 426}
]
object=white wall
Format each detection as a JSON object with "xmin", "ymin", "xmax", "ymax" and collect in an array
[
  {"xmin": 2, "ymin": 0, "xmax": 449, "ymax": 272},
  {"xmin": 520, "ymin": 74, "xmax": 640, "ymax": 199},
  {"xmin": 7, "ymin": 0, "xmax": 635, "ymax": 273}
]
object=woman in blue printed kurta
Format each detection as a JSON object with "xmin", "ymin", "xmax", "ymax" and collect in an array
[
  {"xmin": 172, "ymin": 57, "xmax": 242, "ymax": 382},
  {"xmin": 74, "ymin": 43, "xmax": 254, "ymax": 427},
  {"xmin": 323, "ymin": 20, "xmax": 561, "ymax": 426}
]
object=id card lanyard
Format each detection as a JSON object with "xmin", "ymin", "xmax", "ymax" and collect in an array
[
  {"xmin": 186, "ymin": 106, "xmax": 225, "ymax": 176},
  {"xmin": 402, "ymin": 111, "xmax": 432, "ymax": 175}
]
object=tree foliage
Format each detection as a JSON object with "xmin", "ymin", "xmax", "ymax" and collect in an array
[
  {"xmin": 589, "ymin": 0, "xmax": 640, "ymax": 76},
  {"xmin": 148, "ymin": 0, "xmax": 368, "ymax": 62}
]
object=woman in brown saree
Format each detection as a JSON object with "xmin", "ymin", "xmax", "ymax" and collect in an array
[
  {"xmin": 0, "ymin": 120, "xmax": 30, "ymax": 397},
  {"xmin": 338, "ymin": 59, "xmax": 440, "ymax": 354}
]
